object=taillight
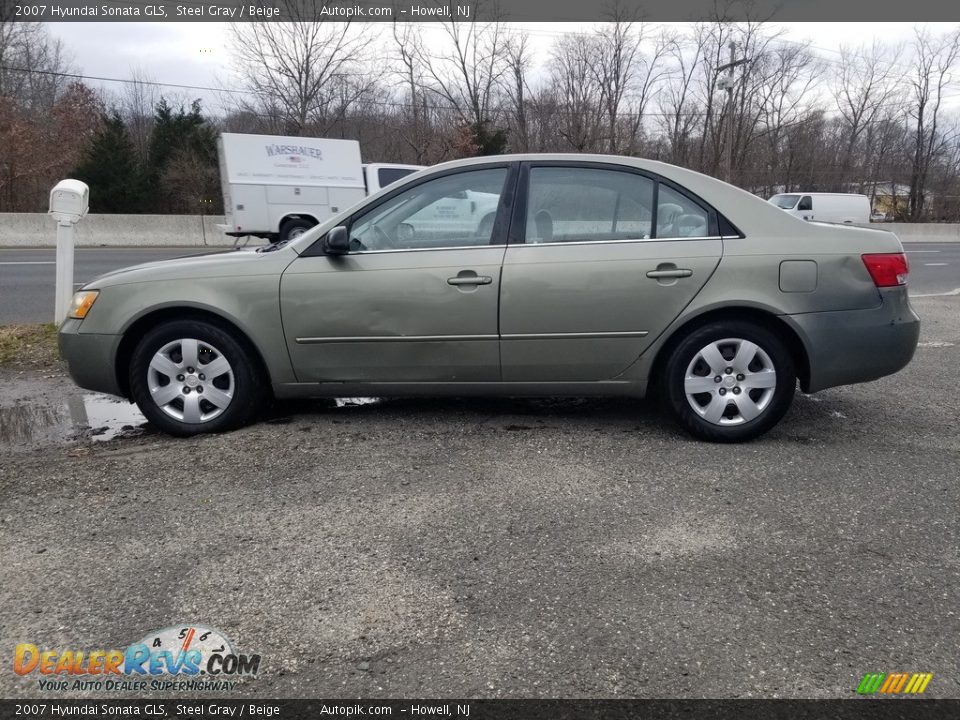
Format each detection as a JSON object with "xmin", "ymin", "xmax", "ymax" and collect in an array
[{"xmin": 862, "ymin": 253, "xmax": 909, "ymax": 287}]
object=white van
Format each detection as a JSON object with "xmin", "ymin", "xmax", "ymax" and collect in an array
[
  {"xmin": 768, "ymin": 192, "xmax": 870, "ymax": 225},
  {"xmin": 217, "ymin": 133, "xmax": 423, "ymax": 243}
]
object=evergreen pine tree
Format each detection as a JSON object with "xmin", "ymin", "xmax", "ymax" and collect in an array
[{"xmin": 71, "ymin": 112, "xmax": 144, "ymax": 213}]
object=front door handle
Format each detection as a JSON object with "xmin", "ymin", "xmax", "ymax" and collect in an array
[
  {"xmin": 646, "ymin": 268, "xmax": 692, "ymax": 279},
  {"xmin": 448, "ymin": 275, "xmax": 493, "ymax": 286}
]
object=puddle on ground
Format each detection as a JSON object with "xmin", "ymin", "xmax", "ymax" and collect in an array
[
  {"xmin": 334, "ymin": 397, "xmax": 381, "ymax": 408},
  {"xmin": 0, "ymin": 393, "xmax": 148, "ymax": 448},
  {"xmin": 0, "ymin": 394, "xmax": 386, "ymax": 448},
  {"xmin": 68, "ymin": 395, "xmax": 148, "ymax": 440}
]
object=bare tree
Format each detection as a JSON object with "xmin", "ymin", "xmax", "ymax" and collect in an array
[
  {"xmin": 907, "ymin": 26, "xmax": 960, "ymax": 219},
  {"xmin": 0, "ymin": 22, "xmax": 74, "ymax": 109},
  {"xmin": 391, "ymin": 22, "xmax": 435, "ymax": 163},
  {"xmin": 618, "ymin": 27, "xmax": 674, "ymax": 155},
  {"xmin": 753, "ymin": 40, "xmax": 821, "ymax": 194},
  {"xmin": 414, "ymin": 6, "xmax": 510, "ymax": 153},
  {"xmin": 0, "ymin": 21, "xmax": 83, "ymax": 211},
  {"xmin": 831, "ymin": 41, "xmax": 904, "ymax": 191},
  {"xmin": 592, "ymin": 15, "xmax": 643, "ymax": 153},
  {"xmin": 500, "ymin": 30, "xmax": 533, "ymax": 152},
  {"xmin": 657, "ymin": 28, "xmax": 705, "ymax": 166},
  {"xmin": 121, "ymin": 66, "xmax": 159, "ymax": 163},
  {"xmin": 228, "ymin": 5, "xmax": 374, "ymax": 135},
  {"xmin": 548, "ymin": 32, "xmax": 606, "ymax": 151}
]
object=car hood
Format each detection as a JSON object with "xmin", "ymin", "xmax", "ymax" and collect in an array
[{"xmin": 83, "ymin": 246, "xmax": 297, "ymax": 289}]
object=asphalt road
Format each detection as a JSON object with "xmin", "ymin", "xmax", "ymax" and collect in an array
[
  {"xmin": 0, "ymin": 294, "xmax": 958, "ymax": 699},
  {"xmin": 0, "ymin": 242, "xmax": 957, "ymax": 325},
  {"xmin": 0, "ymin": 247, "xmax": 242, "ymax": 325}
]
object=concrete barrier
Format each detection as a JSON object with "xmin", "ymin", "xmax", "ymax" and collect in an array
[
  {"xmin": 0, "ymin": 213, "xmax": 243, "ymax": 247},
  {"xmin": 2, "ymin": 212, "xmax": 960, "ymax": 246},
  {"xmin": 875, "ymin": 223, "xmax": 960, "ymax": 243},
  {"xmin": 851, "ymin": 223, "xmax": 960, "ymax": 243}
]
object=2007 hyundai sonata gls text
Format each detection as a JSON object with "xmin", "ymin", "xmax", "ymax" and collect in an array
[{"xmin": 59, "ymin": 155, "xmax": 920, "ymax": 442}]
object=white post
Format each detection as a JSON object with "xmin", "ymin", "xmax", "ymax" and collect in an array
[
  {"xmin": 55, "ymin": 221, "xmax": 75, "ymax": 325},
  {"xmin": 49, "ymin": 179, "xmax": 89, "ymax": 325}
]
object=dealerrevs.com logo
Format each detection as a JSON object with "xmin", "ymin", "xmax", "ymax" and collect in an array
[{"xmin": 14, "ymin": 624, "xmax": 260, "ymax": 692}]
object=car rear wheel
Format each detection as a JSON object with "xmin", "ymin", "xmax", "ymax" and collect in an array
[
  {"xmin": 278, "ymin": 217, "xmax": 315, "ymax": 243},
  {"xmin": 129, "ymin": 319, "xmax": 266, "ymax": 436},
  {"xmin": 662, "ymin": 321, "xmax": 796, "ymax": 442}
]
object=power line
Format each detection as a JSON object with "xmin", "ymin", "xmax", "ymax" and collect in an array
[
  {"xmin": 5, "ymin": 62, "xmax": 953, "ymax": 121},
  {"xmin": 0, "ymin": 65, "xmax": 248, "ymax": 97}
]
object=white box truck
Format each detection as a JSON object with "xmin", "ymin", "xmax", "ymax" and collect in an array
[
  {"xmin": 217, "ymin": 133, "xmax": 423, "ymax": 243},
  {"xmin": 768, "ymin": 192, "xmax": 870, "ymax": 224}
]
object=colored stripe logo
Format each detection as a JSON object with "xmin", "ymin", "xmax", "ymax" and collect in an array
[{"xmin": 857, "ymin": 672, "xmax": 933, "ymax": 695}]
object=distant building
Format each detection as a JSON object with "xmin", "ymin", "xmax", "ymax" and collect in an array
[{"xmin": 844, "ymin": 182, "xmax": 932, "ymax": 219}]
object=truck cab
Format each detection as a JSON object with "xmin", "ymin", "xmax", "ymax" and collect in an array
[
  {"xmin": 363, "ymin": 163, "xmax": 423, "ymax": 195},
  {"xmin": 769, "ymin": 192, "xmax": 870, "ymax": 225}
]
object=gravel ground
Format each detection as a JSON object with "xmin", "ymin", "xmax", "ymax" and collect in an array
[{"xmin": 1, "ymin": 295, "xmax": 958, "ymax": 700}]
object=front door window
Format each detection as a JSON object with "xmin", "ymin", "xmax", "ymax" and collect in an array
[{"xmin": 349, "ymin": 168, "xmax": 508, "ymax": 252}]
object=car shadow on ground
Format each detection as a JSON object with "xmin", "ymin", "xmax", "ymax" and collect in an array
[{"xmin": 265, "ymin": 395, "xmax": 664, "ymax": 428}]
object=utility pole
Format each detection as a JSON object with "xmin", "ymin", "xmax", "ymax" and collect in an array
[
  {"xmin": 717, "ymin": 41, "xmax": 750, "ymax": 185},
  {"xmin": 725, "ymin": 41, "xmax": 735, "ymax": 184}
]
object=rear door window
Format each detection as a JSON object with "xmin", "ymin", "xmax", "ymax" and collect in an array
[
  {"xmin": 656, "ymin": 184, "xmax": 710, "ymax": 238},
  {"xmin": 525, "ymin": 167, "xmax": 654, "ymax": 244}
]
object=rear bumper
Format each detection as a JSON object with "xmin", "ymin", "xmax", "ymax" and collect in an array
[
  {"xmin": 58, "ymin": 319, "xmax": 124, "ymax": 397},
  {"xmin": 787, "ymin": 288, "xmax": 920, "ymax": 393}
]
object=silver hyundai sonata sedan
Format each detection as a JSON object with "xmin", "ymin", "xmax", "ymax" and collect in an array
[{"xmin": 58, "ymin": 154, "xmax": 920, "ymax": 442}]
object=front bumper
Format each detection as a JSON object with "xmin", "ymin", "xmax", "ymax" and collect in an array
[
  {"xmin": 787, "ymin": 288, "xmax": 920, "ymax": 393},
  {"xmin": 58, "ymin": 319, "xmax": 124, "ymax": 397}
]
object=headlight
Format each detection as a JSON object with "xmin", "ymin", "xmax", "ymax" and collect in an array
[{"xmin": 68, "ymin": 290, "xmax": 99, "ymax": 319}]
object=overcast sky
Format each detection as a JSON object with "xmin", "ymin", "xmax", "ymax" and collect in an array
[{"xmin": 46, "ymin": 21, "xmax": 960, "ymax": 116}]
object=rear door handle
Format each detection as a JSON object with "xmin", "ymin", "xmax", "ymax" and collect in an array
[
  {"xmin": 448, "ymin": 275, "xmax": 492, "ymax": 286},
  {"xmin": 646, "ymin": 268, "xmax": 692, "ymax": 279}
]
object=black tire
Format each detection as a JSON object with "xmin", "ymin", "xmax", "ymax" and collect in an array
[
  {"xmin": 661, "ymin": 320, "xmax": 796, "ymax": 443},
  {"xmin": 129, "ymin": 319, "xmax": 266, "ymax": 437},
  {"xmin": 278, "ymin": 217, "xmax": 316, "ymax": 243}
]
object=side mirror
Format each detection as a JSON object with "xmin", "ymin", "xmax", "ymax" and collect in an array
[
  {"xmin": 322, "ymin": 226, "xmax": 350, "ymax": 255},
  {"xmin": 397, "ymin": 222, "xmax": 415, "ymax": 243}
]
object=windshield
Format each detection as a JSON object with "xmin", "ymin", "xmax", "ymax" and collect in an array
[{"xmin": 770, "ymin": 194, "xmax": 800, "ymax": 209}]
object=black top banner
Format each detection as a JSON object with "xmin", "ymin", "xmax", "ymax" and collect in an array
[
  {"xmin": 3, "ymin": 0, "xmax": 960, "ymax": 22},
  {"xmin": 4, "ymin": 700, "xmax": 960, "ymax": 720}
]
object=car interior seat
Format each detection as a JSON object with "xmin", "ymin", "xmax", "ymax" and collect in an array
[
  {"xmin": 676, "ymin": 213, "xmax": 708, "ymax": 237},
  {"xmin": 657, "ymin": 203, "xmax": 683, "ymax": 237},
  {"xmin": 476, "ymin": 213, "xmax": 496, "ymax": 240},
  {"xmin": 533, "ymin": 209, "xmax": 554, "ymax": 243}
]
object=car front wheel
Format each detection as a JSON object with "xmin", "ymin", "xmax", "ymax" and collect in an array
[
  {"xmin": 129, "ymin": 319, "xmax": 265, "ymax": 436},
  {"xmin": 662, "ymin": 321, "xmax": 796, "ymax": 443}
]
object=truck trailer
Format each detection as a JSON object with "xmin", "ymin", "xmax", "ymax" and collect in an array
[{"xmin": 217, "ymin": 133, "xmax": 423, "ymax": 243}]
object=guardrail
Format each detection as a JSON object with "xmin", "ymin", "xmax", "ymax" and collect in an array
[
  {"xmin": 0, "ymin": 213, "xmax": 239, "ymax": 247},
  {"xmin": 871, "ymin": 223, "xmax": 960, "ymax": 242},
  {"xmin": 1, "ymin": 213, "xmax": 959, "ymax": 246}
]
